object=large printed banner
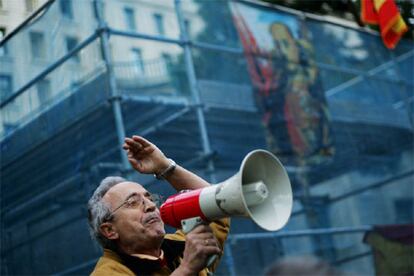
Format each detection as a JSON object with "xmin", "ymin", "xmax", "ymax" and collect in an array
[{"xmin": 230, "ymin": 2, "xmax": 334, "ymax": 164}]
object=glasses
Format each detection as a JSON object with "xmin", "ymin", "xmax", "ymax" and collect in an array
[{"xmin": 104, "ymin": 192, "xmax": 163, "ymax": 221}]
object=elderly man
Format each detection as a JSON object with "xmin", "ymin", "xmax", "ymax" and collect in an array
[{"xmin": 88, "ymin": 135, "xmax": 230, "ymax": 275}]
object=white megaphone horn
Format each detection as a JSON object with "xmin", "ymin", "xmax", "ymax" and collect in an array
[{"xmin": 160, "ymin": 149, "xmax": 293, "ymax": 231}]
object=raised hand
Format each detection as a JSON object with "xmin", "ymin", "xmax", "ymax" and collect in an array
[{"xmin": 122, "ymin": 135, "xmax": 170, "ymax": 175}]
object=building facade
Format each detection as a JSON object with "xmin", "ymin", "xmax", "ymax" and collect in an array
[{"xmin": 0, "ymin": 0, "xmax": 413, "ymax": 275}]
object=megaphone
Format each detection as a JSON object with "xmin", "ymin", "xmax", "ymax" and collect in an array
[{"xmin": 160, "ymin": 150, "xmax": 293, "ymax": 231}]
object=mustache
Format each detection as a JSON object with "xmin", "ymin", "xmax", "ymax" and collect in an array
[{"xmin": 143, "ymin": 213, "xmax": 161, "ymax": 224}]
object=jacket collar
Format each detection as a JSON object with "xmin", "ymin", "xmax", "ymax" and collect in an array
[{"xmin": 109, "ymin": 238, "xmax": 185, "ymax": 275}]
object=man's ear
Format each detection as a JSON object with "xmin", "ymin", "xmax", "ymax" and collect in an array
[{"xmin": 99, "ymin": 222, "xmax": 119, "ymax": 240}]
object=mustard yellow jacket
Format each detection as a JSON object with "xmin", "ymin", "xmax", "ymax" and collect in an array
[{"xmin": 90, "ymin": 218, "xmax": 230, "ymax": 276}]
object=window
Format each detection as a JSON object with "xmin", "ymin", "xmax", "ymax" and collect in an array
[
  {"xmin": 0, "ymin": 27, "xmax": 7, "ymax": 56},
  {"xmin": 131, "ymin": 48, "xmax": 144, "ymax": 74},
  {"xmin": 30, "ymin": 31, "xmax": 46, "ymax": 59},
  {"xmin": 123, "ymin": 7, "xmax": 136, "ymax": 31},
  {"xmin": 25, "ymin": 0, "xmax": 38, "ymax": 12},
  {"xmin": 0, "ymin": 74, "xmax": 12, "ymax": 102},
  {"xmin": 36, "ymin": 78, "xmax": 51, "ymax": 105},
  {"xmin": 184, "ymin": 19, "xmax": 191, "ymax": 35},
  {"xmin": 65, "ymin": 36, "xmax": 80, "ymax": 63},
  {"xmin": 59, "ymin": 0, "xmax": 73, "ymax": 19},
  {"xmin": 153, "ymin": 13, "xmax": 165, "ymax": 35}
]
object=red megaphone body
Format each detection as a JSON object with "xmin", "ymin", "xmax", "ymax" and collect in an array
[{"xmin": 160, "ymin": 189, "xmax": 207, "ymax": 228}]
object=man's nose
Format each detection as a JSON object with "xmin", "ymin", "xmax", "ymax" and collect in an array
[{"xmin": 143, "ymin": 198, "xmax": 156, "ymax": 212}]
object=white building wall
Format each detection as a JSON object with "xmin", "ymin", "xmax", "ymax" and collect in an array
[{"xmin": 1, "ymin": 0, "xmax": 204, "ymax": 136}]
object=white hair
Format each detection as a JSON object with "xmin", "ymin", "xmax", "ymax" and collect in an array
[{"xmin": 87, "ymin": 176, "xmax": 127, "ymax": 251}]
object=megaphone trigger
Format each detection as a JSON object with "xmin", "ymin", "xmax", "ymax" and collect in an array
[
  {"xmin": 181, "ymin": 217, "xmax": 218, "ymax": 270},
  {"xmin": 181, "ymin": 217, "xmax": 204, "ymax": 234}
]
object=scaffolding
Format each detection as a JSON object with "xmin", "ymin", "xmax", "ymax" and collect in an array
[{"xmin": 0, "ymin": 0, "xmax": 413, "ymax": 275}]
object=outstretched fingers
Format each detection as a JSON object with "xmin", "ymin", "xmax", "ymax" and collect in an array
[
  {"xmin": 124, "ymin": 137, "xmax": 143, "ymax": 151},
  {"xmin": 132, "ymin": 135, "xmax": 152, "ymax": 147}
]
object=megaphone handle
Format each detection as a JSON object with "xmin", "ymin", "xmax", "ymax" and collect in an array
[{"xmin": 181, "ymin": 217, "xmax": 218, "ymax": 269}]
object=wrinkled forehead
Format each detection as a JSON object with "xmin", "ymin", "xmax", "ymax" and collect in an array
[{"xmin": 103, "ymin": 181, "xmax": 147, "ymax": 204}]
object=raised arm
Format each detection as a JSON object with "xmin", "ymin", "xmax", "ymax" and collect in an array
[{"xmin": 123, "ymin": 135, "xmax": 210, "ymax": 190}]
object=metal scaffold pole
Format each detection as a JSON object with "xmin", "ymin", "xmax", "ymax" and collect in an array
[
  {"xmin": 174, "ymin": 0, "xmax": 216, "ymax": 183},
  {"xmin": 94, "ymin": 0, "xmax": 129, "ymax": 171}
]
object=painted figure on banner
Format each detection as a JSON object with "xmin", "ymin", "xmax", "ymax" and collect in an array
[
  {"xmin": 267, "ymin": 21, "xmax": 334, "ymax": 161},
  {"xmin": 232, "ymin": 3, "xmax": 334, "ymax": 166}
]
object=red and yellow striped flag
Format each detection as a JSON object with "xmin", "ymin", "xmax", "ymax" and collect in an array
[{"xmin": 361, "ymin": 0, "xmax": 408, "ymax": 49}]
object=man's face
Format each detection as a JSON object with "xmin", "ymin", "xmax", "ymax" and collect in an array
[
  {"xmin": 271, "ymin": 24, "xmax": 299, "ymax": 63},
  {"xmin": 102, "ymin": 182, "xmax": 165, "ymax": 252}
]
